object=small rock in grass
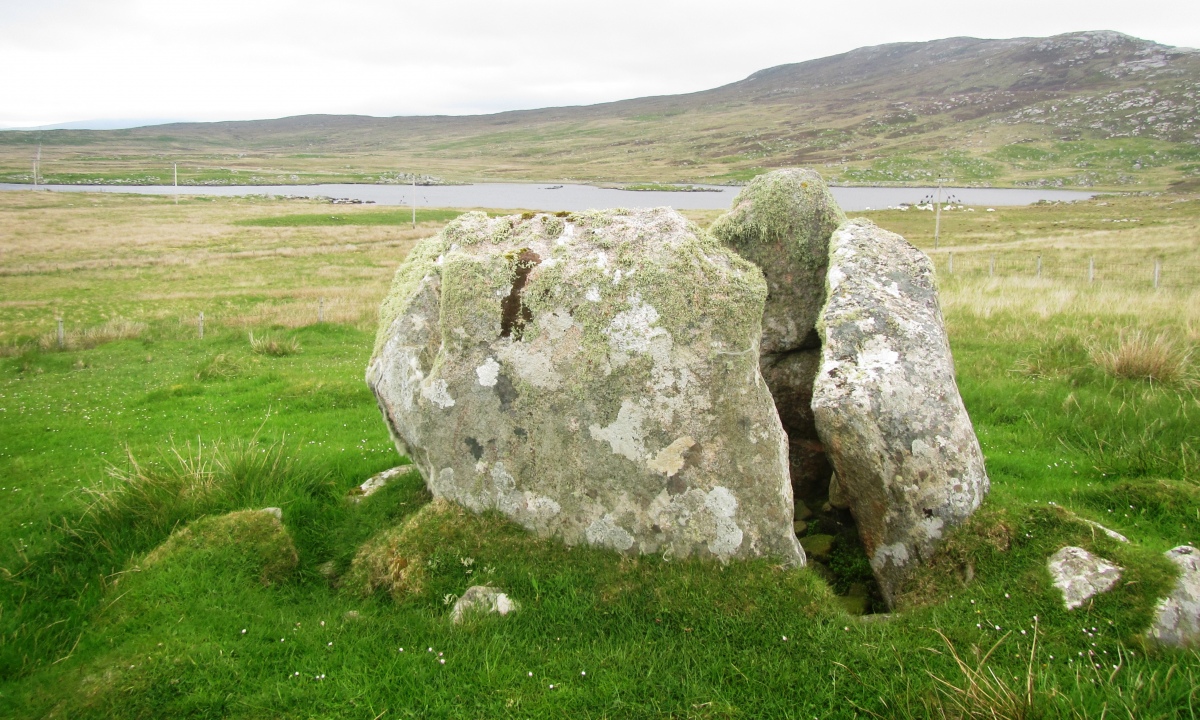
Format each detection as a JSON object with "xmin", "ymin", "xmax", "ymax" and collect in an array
[
  {"xmin": 260, "ymin": 507, "xmax": 282, "ymax": 520},
  {"xmin": 1047, "ymin": 546, "xmax": 1122, "ymax": 610},
  {"xmin": 350, "ymin": 466, "xmax": 407, "ymax": 502},
  {"xmin": 800, "ymin": 534, "xmax": 835, "ymax": 562},
  {"xmin": 451, "ymin": 585, "xmax": 518, "ymax": 624},
  {"xmin": 1148, "ymin": 545, "xmax": 1200, "ymax": 647}
]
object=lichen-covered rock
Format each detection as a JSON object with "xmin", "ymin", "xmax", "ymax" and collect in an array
[
  {"xmin": 1047, "ymin": 546, "xmax": 1123, "ymax": 610},
  {"xmin": 451, "ymin": 585, "xmax": 518, "ymax": 624},
  {"xmin": 711, "ymin": 170, "xmax": 845, "ymax": 502},
  {"xmin": 1148, "ymin": 545, "xmax": 1200, "ymax": 646},
  {"xmin": 812, "ymin": 218, "xmax": 989, "ymax": 607},
  {"xmin": 368, "ymin": 208, "xmax": 803, "ymax": 564},
  {"xmin": 710, "ymin": 169, "xmax": 846, "ymax": 355}
]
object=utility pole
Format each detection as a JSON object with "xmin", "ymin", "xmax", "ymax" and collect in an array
[
  {"xmin": 934, "ymin": 178, "xmax": 949, "ymax": 250},
  {"xmin": 33, "ymin": 144, "xmax": 41, "ymax": 188},
  {"xmin": 411, "ymin": 175, "xmax": 416, "ymax": 229},
  {"xmin": 174, "ymin": 162, "xmax": 178, "ymax": 204}
]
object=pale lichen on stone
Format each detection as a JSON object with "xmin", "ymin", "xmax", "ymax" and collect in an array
[
  {"xmin": 368, "ymin": 207, "xmax": 803, "ymax": 564},
  {"xmin": 812, "ymin": 217, "xmax": 990, "ymax": 608}
]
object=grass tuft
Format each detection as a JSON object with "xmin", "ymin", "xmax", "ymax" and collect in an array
[
  {"xmin": 68, "ymin": 436, "xmax": 329, "ymax": 561},
  {"xmin": 249, "ymin": 331, "xmax": 301, "ymax": 357},
  {"xmin": 925, "ymin": 624, "xmax": 1040, "ymax": 720},
  {"xmin": 1089, "ymin": 330, "xmax": 1193, "ymax": 384}
]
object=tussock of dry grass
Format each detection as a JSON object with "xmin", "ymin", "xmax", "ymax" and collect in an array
[
  {"xmin": 1089, "ymin": 330, "xmax": 1193, "ymax": 383},
  {"xmin": 248, "ymin": 332, "xmax": 301, "ymax": 357},
  {"xmin": 924, "ymin": 625, "xmax": 1039, "ymax": 720}
]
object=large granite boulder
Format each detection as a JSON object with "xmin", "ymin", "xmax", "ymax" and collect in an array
[
  {"xmin": 367, "ymin": 208, "xmax": 803, "ymax": 564},
  {"xmin": 1148, "ymin": 545, "xmax": 1200, "ymax": 646},
  {"xmin": 710, "ymin": 169, "xmax": 845, "ymax": 500},
  {"xmin": 812, "ymin": 218, "xmax": 990, "ymax": 607}
]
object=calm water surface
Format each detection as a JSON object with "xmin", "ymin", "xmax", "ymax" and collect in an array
[{"xmin": 0, "ymin": 182, "xmax": 1094, "ymax": 211}]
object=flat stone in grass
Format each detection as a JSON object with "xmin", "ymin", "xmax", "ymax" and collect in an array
[
  {"xmin": 368, "ymin": 208, "xmax": 803, "ymax": 564},
  {"xmin": 1148, "ymin": 545, "xmax": 1200, "ymax": 646},
  {"xmin": 1047, "ymin": 546, "xmax": 1123, "ymax": 610},
  {"xmin": 451, "ymin": 585, "xmax": 519, "ymax": 624},
  {"xmin": 812, "ymin": 218, "xmax": 990, "ymax": 608}
]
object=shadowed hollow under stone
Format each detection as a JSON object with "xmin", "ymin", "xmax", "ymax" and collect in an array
[{"xmin": 367, "ymin": 207, "xmax": 803, "ymax": 564}]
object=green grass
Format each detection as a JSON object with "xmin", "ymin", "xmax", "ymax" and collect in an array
[
  {"xmin": 237, "ymin": 209, "xmax": 465, "ymax": 227},
  {"xmin": 1, "ymin": 190, "xmax": 1199, "ymax": 717}
]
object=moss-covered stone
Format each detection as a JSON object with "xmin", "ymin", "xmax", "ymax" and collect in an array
[
  {"xmin": 368, "ymin": 208, "xmax": 803, "ymax": 565},
  {"xmin": 710, "ymin": 168, "xmax": 846, "ymax": 355},
  {"xmin": 141, "ymin": 509, "xmax": 299, "ymax": 586}
]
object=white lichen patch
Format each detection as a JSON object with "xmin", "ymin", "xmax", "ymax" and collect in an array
[
  {"xmin": 705, "ymin": 487, "xmax": 738, "ymax": 518},
  {"xmin": 586, "ymin": 514, "xmax": 635, "ymax": 551},
  {"xmin": 496, "ymin": 342, "xmax": 561, "ymax": 390},
  {"xmin": 605, "ymin": 294, "xmax": 668, "ymax": 354},
  {"xmin": 589, "ymin": 401, "xmax": 647, "ymax": 463},
  {"xmin": 421, "ymin": 379, "xmax": 455, "ymax": 408},
  {"xmin": 648, "ymin": 436, "xmax": 696, "ymax": 476},
  {"xmin": 475, "ymin": 357, "xmax": 500, "ymax": 387}
]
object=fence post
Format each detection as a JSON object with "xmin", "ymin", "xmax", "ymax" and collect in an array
[
  {"xmin": 989, "ymin": 255, "xmax": 995, "ymax": 278},
  {"xmin": 56, "ymin": 317, "xmax": 64, "ymax": 350},
  {"xmin": 1154, "ymin": 259, "xmax": 1161, "ymax": 289},
  {"xmin": 948, "ymin": 252, "xmax": 954, "ymax": 275},
  {"xmin": 318, "ymin": 297, "xmax": 324, "ymax": 323},
  {"xmin": 1088, "ymin": 257, "xmax": 1094, "ymax": 284},
  {"xmin": 198, "ymin": 312, "xmax": 204, "ymax": 340},
  {"xmin": 1036, "ymin": 255, "xmax": 1042, "ymax": 278}
]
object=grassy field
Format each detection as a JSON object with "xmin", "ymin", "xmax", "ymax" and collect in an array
[{"xmin": 1, "ymin": 188, "xmax": 1198, "ymax": 718}]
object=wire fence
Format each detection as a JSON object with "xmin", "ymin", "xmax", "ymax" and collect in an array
[{"xmin": 929, "ymin": 252, "xmax": 1198, "ymax": 290}]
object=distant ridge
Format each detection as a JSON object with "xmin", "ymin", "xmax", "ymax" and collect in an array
[
  {"xmin": 2, "ymin": 31, "xmax": 1197, "ymax": 190},
  {"xmin": 2, "ymin": 118, "xmax": 191, "ymax": 132}
]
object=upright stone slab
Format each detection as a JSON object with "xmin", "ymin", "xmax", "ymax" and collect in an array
[
  {"xmin": 812, "ymin": 218, "xmax": 990, "ymax": 607},
  {"xmin": 368, "ymin": 208, "xmax": 803, "ymax": 564},
  {"xmin": 710, "ymin": 169, "xmax": 846, "ymax": 499},
  {"xmin": 710, "ymin": 169, "xmax": 846, "ymax": 355}
]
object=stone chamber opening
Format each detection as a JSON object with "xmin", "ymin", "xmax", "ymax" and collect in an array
[{"xmin": 760, "ymin": 345, "xmax": 884, "ymax": 615}]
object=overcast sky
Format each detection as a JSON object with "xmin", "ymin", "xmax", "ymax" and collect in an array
[{"xmin": 2, "ymin": 0, "xmax": 1198, "ymax": 128}]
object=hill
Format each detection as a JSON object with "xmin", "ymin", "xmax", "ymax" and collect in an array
[{"xmin": 2, "ymin": 30, "xmax": 1198, "ymax": 190}]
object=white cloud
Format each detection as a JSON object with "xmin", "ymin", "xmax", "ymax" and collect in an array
[{"xmin": 2, "ymin": 0, "xmax": 1198, "ymax": 127}]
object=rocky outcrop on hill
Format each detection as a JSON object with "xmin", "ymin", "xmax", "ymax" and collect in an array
[
  {"xmin": 811, "ymin": 218, "xmax": 990, "ymax": 607},
  {"xmin": 367, "ymin": 207, "xmax": 803, "ymax": 564}
]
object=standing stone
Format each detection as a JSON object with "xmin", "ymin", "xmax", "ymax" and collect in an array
[
  {"xmin": 1047, "ymin": 546, "xmax": 1123, "ymax": 610},
  {"xmin": 710, "ymin": 169, "xmax": 846, "ymax": 500},
  {"xmin": 1148, "ymin": 545, "xmax": 1200, "ymax": 646},
  {"xmin": 812, "ymin": 218, "xmax": 990, "ymax": 607},
  {"xmin": 710, "ymin": 169, "xmax": 846, "ymax": 355},
  {"xmin": 368, "ymin": 208, "xmax": 803, "ymax": 564}
]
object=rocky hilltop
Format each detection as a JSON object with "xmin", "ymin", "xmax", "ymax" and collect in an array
[{"xmin": 3, "ymin": 31, "xmax": 1197, "ymax": 189}]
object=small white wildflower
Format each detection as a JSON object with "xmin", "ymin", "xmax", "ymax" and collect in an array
[
  {"xmin": 241, "ymin": 629, "xmax": 247, "ymax": 634},
  {"xmin": 328, "ymin": 642, "xmax": 333, "ymax": 647},
  {"xmin": 782, "ymin": 636, "xmax": 787, "ymax": 641},
  {"xmin": 581, "ymin": 671, "xmax": 587, "ymax": 676},
  {"xmin": 1004, "ymin": 593, "xmax": 1010, "ymax": 598},
  {"xmin": 439, "ymin": 659, "xmax": 445, "ymax": 665},
  {"xmin": 528, "ymin": 672, "xmax": 533, "ymax": 677}
]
